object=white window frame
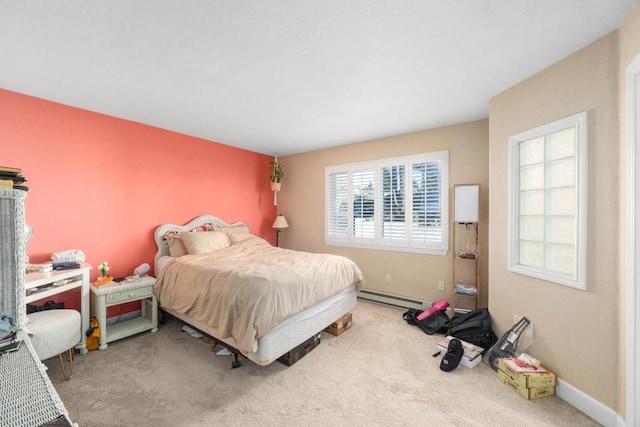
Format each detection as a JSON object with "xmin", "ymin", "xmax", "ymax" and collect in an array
[
  {"xmin": 508, "ymin": 112, "xmax": 588, "ymax": 289},
  {"xmin": 325, "ymin": 150, "xmax": 449, "ymax": 255}
]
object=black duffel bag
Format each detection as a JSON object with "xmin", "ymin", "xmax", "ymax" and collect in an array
[
  {"xmin": 26, "ymin": 300, "xmax": 64, "ymax": 314},
  {"xmin": 403, "ymin": 308, "xmax": 449, "ymax": 335},
  {"xmin": 445, "ymin": 307, "xmax": 498, "ymax": 350}
]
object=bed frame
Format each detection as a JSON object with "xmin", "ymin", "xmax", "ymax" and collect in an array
[
  {"xmin": 153, "ymin": 215, "xmax": 357, "ymax": 368},
  {"xmin": 154, "ymin": 215, "xmax": 246, "ymax": 264}
]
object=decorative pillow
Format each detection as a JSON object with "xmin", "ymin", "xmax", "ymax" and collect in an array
[
  {"xmin": 180, "ymin": 231, "xmax": 231, "ymax": 255},
  {"xmin": 166, "ymin": 234, "xmax": 188, "ymax": 257},
  {"xmin": 228, "ymin": 233, "xmax": 255, "ymax": 244},
  {"xmin": 214, "ymin": 224, "xmax": 250, "ymax": 235}
]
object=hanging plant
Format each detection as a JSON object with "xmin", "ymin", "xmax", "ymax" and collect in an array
[
  {"xmin": 270, "ymin": 156, "xmax": 284, "ymax": 192},
  {"xmin": 269, "ymin": 157, "xmax": 284, "ymax": 184},
  {"xmin": 270, "ymin": 155, "xmax": 284, "ymax": 204}
]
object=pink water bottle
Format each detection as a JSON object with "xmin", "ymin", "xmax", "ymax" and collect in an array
[{"xmin": 416, "ymin": 299, "xmax": 450, "ymax": 321}]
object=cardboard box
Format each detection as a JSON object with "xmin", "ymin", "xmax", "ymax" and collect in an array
[
  {"xmin": 498, "ymin": 358, "xmax": 557, "ymax": 388},
  {"xmin": 437, "ymin": 336, "xmax": 484, "ymax": 368},
  {"xmin": 277, "ymin": 332, "xmax": 321, "ymax": 366},
  {"xmin": 498, "ymin": 369, "xmax": 556, "ymax": 399},
  {"xmin": 324, "ymin": 313, "xmax": 352, "ymax": 336}
]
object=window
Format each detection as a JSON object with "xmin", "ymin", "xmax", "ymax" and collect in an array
[
  {"xmin": 508, "ymin": 112, "xmax": 588, "ymax": 289},
  {"xmin": 325, "ymin": 151, "xmax": 449, "ymax": 255}
]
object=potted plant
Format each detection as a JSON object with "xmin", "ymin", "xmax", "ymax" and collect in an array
[
  {"xmin": 270, "ymin": 157, "xmax": 284, "ymax": 191},
  {"xmin": 95, "ymin": 261, "xmax": 113, "ymax": 286}
]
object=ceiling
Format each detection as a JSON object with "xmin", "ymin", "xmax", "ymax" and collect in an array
[{"xmin": 1, "ymin": 1, "xmax": 636, "ymax": 156}]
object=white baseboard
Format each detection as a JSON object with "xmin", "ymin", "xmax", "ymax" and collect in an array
[
  {"xmin": 557, "ymin": 379, "xmax": 625, "ymax": 427},
  {"xmin": 358, "ymin": 289, "xmax": 430, "ymax": 310}
]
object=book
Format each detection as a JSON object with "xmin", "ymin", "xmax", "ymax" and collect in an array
[
  {"xmin": 0, "ymin": 171, "xmax": 21, "ymax": 179},
  {"xmin": 26, "ymin": 262, "xmax": 54, "ymax": 273},
  {"xmin": 0, "ymin": 340, "xmax": 21, "ymax": 354},
  {"xmin": 0, "ymin": 170, "xmax": 28, "ymax": 191},
  {"xmin": 0, "ymin": 165, "xmax": 22, "ymax": 174},
  {"xmin": 437, "ymin": 335, "xmax": 485, "ymax": 361},
  {"xmin": 8, "ymin": 175, "xmax": 26, "ymax": 184},
  {"xmin": 0, "ymin": 328, "xmax": 27, "ymax": 350}
]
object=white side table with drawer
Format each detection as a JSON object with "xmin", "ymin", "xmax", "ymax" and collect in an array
[{"xmin": 90, "ymin": 276, "xmax": 158, "ymax": 350}]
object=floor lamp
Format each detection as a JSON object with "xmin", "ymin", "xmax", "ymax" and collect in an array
[{"xmin": 272, "ymin": 214, "xmax": 289, "ymax": 247}]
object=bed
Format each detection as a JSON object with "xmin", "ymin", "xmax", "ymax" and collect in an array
[{"xmin": 153, "ymin": 215, "xmax": 364, "ymax": 366}]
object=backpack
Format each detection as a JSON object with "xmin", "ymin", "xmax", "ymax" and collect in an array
[
  {"xmin": 403, "ymin": 308, "xmax": 449, "ymax": 335},
  {"xmin": 445, "ymin": 308, "xmax": 498, "ymax": 350},
  {"xmin": 85, "ymin": 317, "xmax": 101, "ymax": 351}
]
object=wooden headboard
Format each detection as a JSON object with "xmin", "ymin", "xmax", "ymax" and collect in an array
[{"xmin": 153, "ymin": 215, "xmax": 249, "ymax": 266}]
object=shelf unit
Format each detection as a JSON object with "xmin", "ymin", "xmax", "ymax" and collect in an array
[
  {"xmin": 452, "ymin": 184, "xmax": 480, "ymax": 313},
  {"xmin": 0, "ymin": 189, "xmax": 27, "ymax": 327},
  {"xmin": 0, "ymin": 188, "xmax": 75, "ymax": 425},
  {"xmin": 452, "ymin": 222, "xmax": 479, "ymax": 311}
]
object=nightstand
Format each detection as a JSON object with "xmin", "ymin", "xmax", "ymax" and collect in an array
[{"xmin": 90, "ymin": 276, "xmax": 158, "ymax": 350}]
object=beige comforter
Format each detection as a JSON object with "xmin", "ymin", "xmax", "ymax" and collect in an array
[{"xmin": 154, "ymin": 236, "xmax": 364, "ymax": 355}]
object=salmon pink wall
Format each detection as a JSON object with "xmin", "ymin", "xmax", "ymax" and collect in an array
[{"xmin": 1, "ymin": 89, "xmax": 276, "ymax": 313}]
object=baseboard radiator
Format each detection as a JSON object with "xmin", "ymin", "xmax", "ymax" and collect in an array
[{"xmin": 357, "ymin": 289, "xmax": 430, "ymax": 311}]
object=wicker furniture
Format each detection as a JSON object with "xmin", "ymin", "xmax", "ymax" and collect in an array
[
  {"xmin": 90, "ymin": 276, "xmax": 158, "ymax": 350},
  {"xmin": 26, "ymin": 264, "xmax": 92, "ymax": 353},
  {"xmin": 0, "ymin": 189, "xmax": 75, "ymax": 426},
  {"xmin": 0, "ymin": 339, "xmax": 74, "ymax": 426},
  {"xmin": 0, "ymin": 189, "xmax": 27, "ymax": 327}
]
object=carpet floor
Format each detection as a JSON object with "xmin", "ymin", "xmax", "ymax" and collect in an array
[{"xmin": 46, "ymin": 301, "xmax": 598, "ymax": 426}]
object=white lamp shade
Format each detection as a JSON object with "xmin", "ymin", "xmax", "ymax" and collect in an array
[
  {"xmin": 454, "ymin": 184, "xmax": 479, "ymax": 223},
  {"xmin": 272, "ymin": 215, "xmax": 289, "ymax": 229}
]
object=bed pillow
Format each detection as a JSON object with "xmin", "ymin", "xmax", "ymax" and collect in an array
[
  {"xmin": 180, "ymin": 231, "xmax": 231, "ymax": 255},
  {"xmin": 228, "ymin": 233, "xmax": 255, "ymax": 244},
  {"xmin": 214, "ymin": 224, "xmax": 250, "ymax": 235},
  {"xmin": 166, "ymin": 234, "xmax": 188, "ymax": 257}
]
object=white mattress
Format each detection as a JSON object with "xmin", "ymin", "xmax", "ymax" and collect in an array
[{"xmin": 163, "ymin": 284, "xmax": 357, "ymax": 365}]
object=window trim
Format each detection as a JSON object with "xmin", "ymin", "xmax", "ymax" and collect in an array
[
  {"xmin": 325, "ymin": 150, "xmax": 449, "ymax": 255},
  {"xmin": 507, "ymin": 112, "xmax": 588, "ymax": 290}
]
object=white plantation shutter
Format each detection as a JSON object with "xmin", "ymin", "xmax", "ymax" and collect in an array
[
  {"xmin": 412, "ymin": 160, "xmax": 443, "ymax": 243},
  {"xmin": 380, "ymin": 165, "xmax": 406, "ymax": 241},
  {"xmin": 326, "ymin": 170, "xmax": 349, "ymax": 238},
  {"xmin": 352, "ymin": 168, "xmax": 375, "ymax": 239},
  {"xmin": 326, "ymin": 151, "xmax": 448, "ymax": 255}
]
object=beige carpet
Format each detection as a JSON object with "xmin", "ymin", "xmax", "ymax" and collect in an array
[{"xmin": 46, "ymin": 301, "xmax": 597, "ymax": 426}]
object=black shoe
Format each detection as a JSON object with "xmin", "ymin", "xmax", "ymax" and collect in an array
[{"xmin": 440, "ymin": 338, "xmax": 464, "ymax": 372}]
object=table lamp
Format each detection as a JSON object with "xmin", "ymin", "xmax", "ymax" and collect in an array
[{"xmin": 272, "ymin": 214, "xmax": 289, "ymax": 247}]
